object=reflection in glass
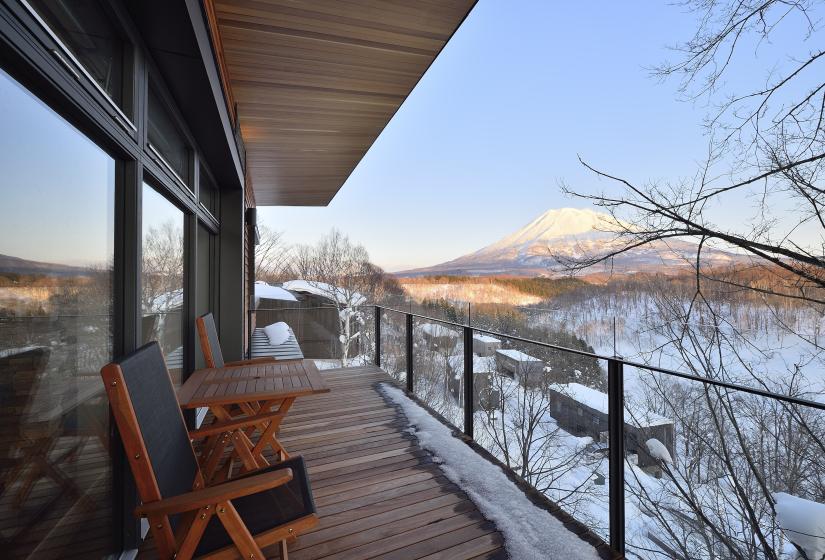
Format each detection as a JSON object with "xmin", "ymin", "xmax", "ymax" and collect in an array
[
  {"xmin": 141, "ymin": 184, "xmax": 184, "ymax": 384},
  {"xmin": 0, "ymin": 69, "xmax": 115, "ymax": 557},
  {"xmin": 147, "ymin": 86, "xmax": 190, "ymax": 186},
  {"xmin": 199, "ymin": 164, "xmax": 219, "ymax": 216},
  {"xmin": 195, "ymin": 223, "xmax": 214, "ymax": 370},
  {"xmin": 25, "ymin": 0, "xmax": 128, "ymax": 111}
]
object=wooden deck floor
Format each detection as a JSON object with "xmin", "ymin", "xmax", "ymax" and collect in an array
[
  {"xmin": 272, "ymin": 365, "xmax": 507, "ymax": 560},
  {"xmin": 139, "ymin": 364, "xmax": 506, "ymax": 559}
]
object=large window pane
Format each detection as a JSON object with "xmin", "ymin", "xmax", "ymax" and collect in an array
[
  {"xmin": 0, "ymin": 69, "xmax": 116, "ymax": 558},
  {"xmin": 141, "ymin": 184, "xmax": 185, "ymax": 384},
  {"xmin": 25, "ymin": 0, "xmax": 128, "ymax": 112},
  {"xmin": 147, "ymin": 86, "xmax": 190, "ymax": 187}
]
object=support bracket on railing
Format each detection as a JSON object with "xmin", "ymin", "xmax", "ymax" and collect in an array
[
  {"xmin": 607, "ymin": 358, "xmax": 625, "ymax": 555},
  {"xmin": 374, "ymin": 306, "xmax": 381, "ymax": 367},
  {"xmin": 463, "ymin": 326, "xmax": 474, "ymax": 438},
  {"xmin": 405, "ymin": 313, "xmax": 413, "ymax": 392}
]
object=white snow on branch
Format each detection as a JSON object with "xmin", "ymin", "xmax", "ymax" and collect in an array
[
  {"xmin": 379, "ymin": 383, "xmax": 601, "ymax": 560},
  {"xmin": 773, "ymin": 492, "xmax": 825, "ymax": 560},
  {"xmin": 645, "ymin": 438, "xmax": 673, "ymax": 464}
]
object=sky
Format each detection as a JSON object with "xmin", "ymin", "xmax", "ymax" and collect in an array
[{"xmin": 260, "ymin": 0, "xmax": 821, "ymax": 272}]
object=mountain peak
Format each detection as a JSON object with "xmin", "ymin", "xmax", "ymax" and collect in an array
[
  {"xmin": 482, "ymin": 207, "xmax": 615, "ymax": 254},
  {"xmin": 399, "ymin": 206, "xmax": 747, "ymax": 277}
]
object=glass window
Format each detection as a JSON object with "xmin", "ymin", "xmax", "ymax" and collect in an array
[
  {"xmin": 25, "ymin": 0, "xmax": 129, "ymax": 113},
  {"xmin": 141, "ymin": 184, "xmax": 185, "ymax": 384},
  {"xmin": 0, "ymin": 68, "xmax": 116, "ymax": 557},
  {"xmin": 147, "ymin": 85, "xmax": 190, "ymax": 187},
  {"xmin": 199, "ymin": 163, "xmax": 218, "ymax": 216}
]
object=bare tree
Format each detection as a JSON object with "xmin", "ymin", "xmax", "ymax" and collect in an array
[
  {"xmin": 293, "ymin": 229, "xmax": 373, "ymax": 366},
  {"xmin": 554, "ymin": 2, "xmax": 825, "ymax": 557},
  {"xmin": 255, "ymin": 226, "xmax": 293, "ymax": 283},
  {"xmin": 141, "ymin": 220, "xmax": 184, "ymax": 314}
]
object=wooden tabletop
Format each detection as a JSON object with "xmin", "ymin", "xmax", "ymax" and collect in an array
[{"xmin": 177, "ymin": 359, "xmax": 329, "ymax": 409}]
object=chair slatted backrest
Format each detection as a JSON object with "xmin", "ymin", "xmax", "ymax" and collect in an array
[
  {"xmin": 100, "ymin": 342, "xmax": 202, "ymax": 553},
  {"xmin": 196, "ymin": 313, "xmax": 224, "ymax": 368}
]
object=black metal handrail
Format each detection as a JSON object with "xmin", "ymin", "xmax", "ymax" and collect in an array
[{"xmin": 373, "ymin": 304, "xmax": 825, "ymax": 556}]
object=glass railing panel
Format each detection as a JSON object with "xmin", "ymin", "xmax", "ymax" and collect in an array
[
  {"xmin": 411, "ymin": 316, "xmax": 463, "ymax": 431},
  {"xmin": 379, "ymin": 309, "xmax": 406, "ymax": 385},
  {"xmin": 473, "ymin": 333, "xmax": 611, "ymax": 541},
  {"xmin": 622, "ymin": 365, "xmax": 825, "ymax": 559}
]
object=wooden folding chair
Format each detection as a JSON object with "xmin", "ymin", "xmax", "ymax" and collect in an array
[
  {"xmin": 100, "ymin": 342, "xmax": 317, "ymax": 559},
  {"xmin": 197, "ymin": 313, "xmax": 280, "ymax": 369}
]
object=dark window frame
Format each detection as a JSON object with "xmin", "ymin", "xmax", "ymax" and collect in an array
[{"xmin": 0, "ymin": 0, "xmax": 234, "ymax": 554}]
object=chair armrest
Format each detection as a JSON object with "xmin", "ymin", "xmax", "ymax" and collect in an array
[
  {"xmin": 189, "ymin": 409, "xmax": 287, "ymax": 438},
  {"xmin": 135, "ymin": 467, "xmax": 293, "ymax": 517},
  {"xmin": 224, "ymin": 357, "xmax": 279, "ymax": 367}
]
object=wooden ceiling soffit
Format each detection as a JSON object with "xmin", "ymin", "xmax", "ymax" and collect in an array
[{"xmin": 212, "ymin": 0, "xmax": 477, "ymax": 206}]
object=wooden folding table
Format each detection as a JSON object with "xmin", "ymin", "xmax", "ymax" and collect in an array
[{"xmin": 177, "ymin": 359, "xmax": 329, "ymax": 481}]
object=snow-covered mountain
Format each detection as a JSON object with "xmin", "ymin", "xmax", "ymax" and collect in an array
[{"xmin": 401, "ymin": 208, "xmax": 746, "ymax": 277}]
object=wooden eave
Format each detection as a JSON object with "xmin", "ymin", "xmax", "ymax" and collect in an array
[{"xmin": 211, "ymin": 0, "xmax": 477, "ymax": 206}]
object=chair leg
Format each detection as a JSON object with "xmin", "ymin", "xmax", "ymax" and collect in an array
[{"xmin": 278, "ymin": 539, "xmax": 288, "ymax": 560}]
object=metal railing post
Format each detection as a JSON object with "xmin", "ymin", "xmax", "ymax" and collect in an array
[
  {"xmin": 246, "ymin": 308, "xmax": 254, "ymax": 360},
  {"xmin": 374, "ymin": 306, "xmax": 381, "ymax": 367},
  {"xmin": 463, "ymin": 326, "xmax": 474, "ymax": 438},
  {"xmin": 405, "ymin": 313, "xmax": 414, "ymax": 392},
  {"xmin": 607, "ymin": 358, "xmax": 625, "ymax": 555}
]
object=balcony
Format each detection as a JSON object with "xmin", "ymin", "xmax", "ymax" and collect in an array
[{"xmin": 137, "ymin": 359, "xmax": 612, "ymax": 559}]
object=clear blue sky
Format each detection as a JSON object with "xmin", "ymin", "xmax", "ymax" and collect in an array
[{"xmin": 261, "ymin": 0, "xmax": 820, "ymax": 271}]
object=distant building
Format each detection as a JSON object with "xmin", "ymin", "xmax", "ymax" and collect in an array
[
  {"xmin": 419, "ymin": 322, "xmax": 460, "ymax": 349},
  {"xmin": 548, "ymin": 383, "xmax": 675, "ymax": 470},
  {"xmin": 447, "ymin": 355, "xmax": 502, "ymax": 412},
  {"xmin": 472, "ymin": 334, "xmax": 501, "ymax": 356},
  {"xmin": 495, "ymin": 348, "xmax": 544, "ymax": 385}
]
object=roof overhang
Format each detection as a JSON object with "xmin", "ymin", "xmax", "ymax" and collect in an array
[{"xmin": 213, "ymin": 0, "xmax": 477, "ymax": 206}]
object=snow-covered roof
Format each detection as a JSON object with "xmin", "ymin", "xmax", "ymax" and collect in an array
[
  {"xmin": 282, "ymin": 279, "xmax": 366, "ymax": 306},
  {"xmin": 473, "ymin": 334, "xmax": 500, "ymax": 344},
  {"xmin": 496, "ymin": 348, "xmax": 542, "ymax": 362},
  {"xmin": 254, "ymin": 281, "xmax": 298, "ymax": 304},
  {"xmin": 148, "ymin": 288, "xmax": 183, "ymax": 312},
  {"xmin": 448, "ymin": 354, "xmax": 497, "ymax": 373},
  {"xmin": 773, "ymin": 492, "xmax": 825, "ymax": 559},
  {"xmin": 420, "ymin": 322, "xmax": 459, "ymax": 338},
  {"xmin": 549, "ymin": 382, "xmax": 674, "ymax": 428}
]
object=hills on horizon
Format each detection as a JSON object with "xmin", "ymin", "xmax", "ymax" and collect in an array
[
  {"xmin": 398, "ymin": 207, "xmax": 749, "ymax": 278},
  {"xmin": 0, "ymin": 253, "xmax": 93, "ymax": 277}
]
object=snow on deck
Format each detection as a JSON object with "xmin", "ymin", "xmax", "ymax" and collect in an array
[
  {"xmin": 380, "ymin": 383, "xmax": 602, "ymax": 560},
  {"xmin": 550, "ymin": 382, "xmax": 674, "ymax": 428}
]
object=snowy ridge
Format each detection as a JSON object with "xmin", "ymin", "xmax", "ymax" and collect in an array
[{"xmin": 379, "ymin": 383, "xmax": 602, "ymax": 560}]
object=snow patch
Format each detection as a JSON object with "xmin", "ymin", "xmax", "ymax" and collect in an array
[
  {"xmin": 254, "ymin": 281, "xmax": 297, "ymax": 305},
  {"xmin": 380, "ymin": 383, "xmax": 601, "ymax": 560},
  {"xmin": 645, "ymin": 438, "xmax": 673, "ymax": 464},
  {"xmin": 773, "ymin": 492, "xmax": 825, "ymax": 559}
]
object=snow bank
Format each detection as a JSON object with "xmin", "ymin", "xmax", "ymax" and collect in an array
[
  {"xmin": 773, "ymin": 492, "xmax": 825, "ymax": 559},
  {"xmin": 282, "ymin": 279, "xmax": 366, "ymax": 306},
  {"xmin": 380, "ymin": 383, "xmax": 601, "ymax": 560},
  {"xmin": 254, "ymin": 281, "xmax": 297, "ymax": 305}
]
